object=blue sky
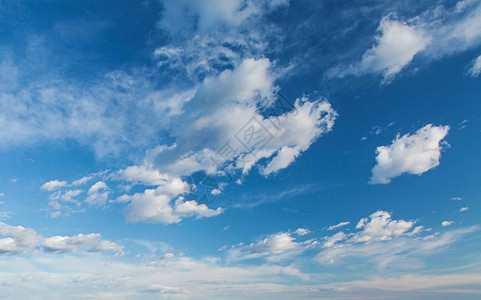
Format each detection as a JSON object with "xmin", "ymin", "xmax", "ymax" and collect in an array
[{"xmin": 0, "ymin": 0, "xmax": 480, "ymax": 298}]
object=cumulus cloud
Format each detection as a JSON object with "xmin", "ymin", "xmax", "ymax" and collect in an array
[
  {"xmin": 460, "ymin": 207, "xmax": 469, "ymax": 212},
  {"xmin": 42, "ymin": 233, "xmax": 123, "ymax": 254},
  {"xmin": 0, "ymin": 222, "xmax": 40, "ymax": 254},
  {"xmin": 153, "ymin": 58, "xmax": 336, "ymax": 180},
  {"xmin": 370, "ymin": 124, "xmax": 450, "ymax": 184},
  {"xmin": 358, "ymin": 18, "xmax": 431, "ymax": 80},
  {"xmin": 0, "ymin": 221, "xmax": 121, "ymax": 255},
  {"xmin": 295, "ymin": 228, "xmax": 311, "ymax": 236},
  {"xmin": 442, "ymin": 221, "xmax": 454, "ymax": 227},
  {"xmin": 85, "ymin": 181, "xmax": 110, "ymax": 205},
  {"xmin": 41, "ymin": 180, "xmax": 67, "ymax": 191},
  {"xmin": 122, "ymin": 187, "xmax": 222, "ymax": 224},
  {"xmin": 330, "ymin": 1, "xmax": 481, "ymax": 82}
]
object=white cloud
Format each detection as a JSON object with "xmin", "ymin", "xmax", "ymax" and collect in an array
[
  {"xmin": 114, "ymin": 165, "xmax": 170, "ymax": 186},
  {"xmin": 331, "ymin": 17, "xmax": 431, "ymax": 81},
  {"xmin": 0, "ymin": 222, "xmax": 40, "ymax": 254},
  {"xmin": 71, "ymin": 176, "xmax": 92, "ymax": 186},
  {"xmin": 261, "ymin": 146, "xmax": 300, "ymax": 175},
  {"xmin": 352, "ymin": 211, "xmax": 418, "ymax": 242},
  {"xmin": 295, "ymin": 228, "xmax": 311, "ymax": 236},
  {"xmin": 0, "ymin": 221, "xmax": 121, "ymax": 255},
  {"xmin": 460, "ymin": 207, "xmax": 469, "ymax": 212},
  {"xmin": 41, "ymin": 180, "xmax": 67, "ymax": 191},
  {"xmin": 442, "ymin": 221, "xmax": 454, "ymax": 227},
  {"xmin": 370, "ymin": 124, "xmax": 450, "ymax": 184},
  {"xmin": 85, "ymin": 181, "xmax": 110, "ymax": 206},
  {"xmin": 225, "ymin": 231, "xmax": 318, "ymax": 262},
  {"xmin": 327, "ymin": 221, "xmax": 350, "ymax": 231},
  {"xmin": 150, "ymin": 57, "xmax": 336, "ymax": 181},
  {"xmin": 358, "ymin": 18, "xmax": 431, "ymax": 79},
  {"xmin": 42, "ymin": 233, "xmax": 123, "ymax": 254},
  {"xmin": 451, "ymin": 197, "xmax": 462, "ymax": 201},
  {"xmin": 468, "ymin": 54, "xmax": 481, "ymax": 77},
  {"xmin": 122, "ymin": 188, "xmax": 222, "ymax": 224},
  {"xmin": 323, "ymin": 232, "xmax": 347, "ymax": 248},
  {"xmin": 56, "ymin": 189, "xmax": 82, "ymax": 203},
  {"xmin": 317, "ymin": 211, "xmax": 476, "ymax": 268},
  {"xmin": 330, "ymin": 1, "xmax": 481, "ymax": 82}
]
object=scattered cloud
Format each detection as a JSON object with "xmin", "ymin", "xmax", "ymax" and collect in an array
[
  {"xmin": 354, "ymin": 17, "xmax": 431, "ymax": 80},
  {"xmin": 317, "ymin": 211, "xmax": 475, "ymax": 269},
  {"xmin": 41, "ymin": 180, "xmax": 67, "ymax": 191},
  {"xmin": 85, "ymin": 181, "xmax": 110, "ymax": 206},
  {"xmin": 327, "ymin": 221, "xmax": 350, "ymax": 231},
  {"xmin": 370, "ymin": 124, "xmax": 450, "ymax": 184},
  {"xmin": 442, "ymin": 221, "xmax": 454, "ymax": 227},
  {"xmin": 122, "ymin": 188, "xmax": 222, "ymax": 224},
  {"xmin": 0, "ymin": 221, "xmax": 121, "ymax": 255},
  {"xmin": 329, "ymin": 0, "xmax": 481, "ymax": 82},
  {"xmin": 460, "ymin": 207, "xmax": 469, "ymax": 212},
  {"xmin": 225, "ymin": 231, "xmax": 318, "ymax": 263},
  {"xmin": 295, "ymin": 228, "xmax": 311, "ymax": 236}
]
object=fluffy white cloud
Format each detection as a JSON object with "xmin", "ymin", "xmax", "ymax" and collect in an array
[
  {"xmin": 442, "ymin": 221, "xmax": 454, "ymax": 227},
  {"xmin": 122, "ymin": 188, "xmax": 222, "ymax": 224},
  {"xmin": 330, "ymin": 1, "xmax": 481, "ymax": 82},
  {"xmin": 370, "ymin": 124, "xmax": 450, "ymax": 184},
  {"xmin": 153, "ymin": 58, "xmax": 336, "ymax": 179},
  {"xmin": 468, "ymin": 54, "xmax": 481, "ymax": 77},
  {"xmin": 0, "ymin": 221, "xmax": 121, "ymax": 255},
  {"xmin": 323, "ymin": 232, "xmax": 347, "ymax": 248},
  {"xmin": 0, "ymin": 222, "xmax": 40, "ymax": 254},
  {"xmin": 358, "ymin": 18, "xmax": 431, "ymax": 80},
  {"xmin": 295, "ymin": 228, "xmax": 311, "ymax": 236},
  {"xmin": 41, "ymin": 180, "xmax": 67, "ymax": 191},
  {"xmin": 42, "ymin": 233, "xmax": 123, "ymax": 254},
  {"xmin": 460, "ymin": 207, "xmax": 469, "ymax": 212},
  {"xmin": 352, "ymin": 211, "xmax": 419, "ymax": 242},
  {"xmin": 85, "ymin": 181, "xmax": 110, "ymax": 205}
]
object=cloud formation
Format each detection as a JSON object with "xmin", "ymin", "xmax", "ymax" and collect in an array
[
  {"xmin": 0, "ymin": 221, "xmax": 122, "ymax": 255},
  {"xmin": 468, "ymin": 54, "xmax": 481, "ymax": 77},
  {"xmin": 370, "ymin": 124, "xmax": 450, "ymax": 184},
  {"xmin": 351, "ymin": 18, "xmax": 430, "ymax": 80},
  {"xmin": 317, "ymin": 211, "xmax": 475, "ymax": 268}
]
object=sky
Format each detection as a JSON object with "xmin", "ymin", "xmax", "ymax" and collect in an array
[{"xmin": 0, "ymin": 0, "xmax": 480, "ymax": 299}]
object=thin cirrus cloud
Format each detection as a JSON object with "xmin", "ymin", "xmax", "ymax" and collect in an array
[
  {"xmin": 468, "ymin": 54, "xmax": 481, "ymax": 77},
  {"xmin": 327, "ymin": 221, "xmax": 350, "ymax": 231},
  {"xmin": 369, "ymin": 124, "xmax": 450, "ymax": 184}
]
